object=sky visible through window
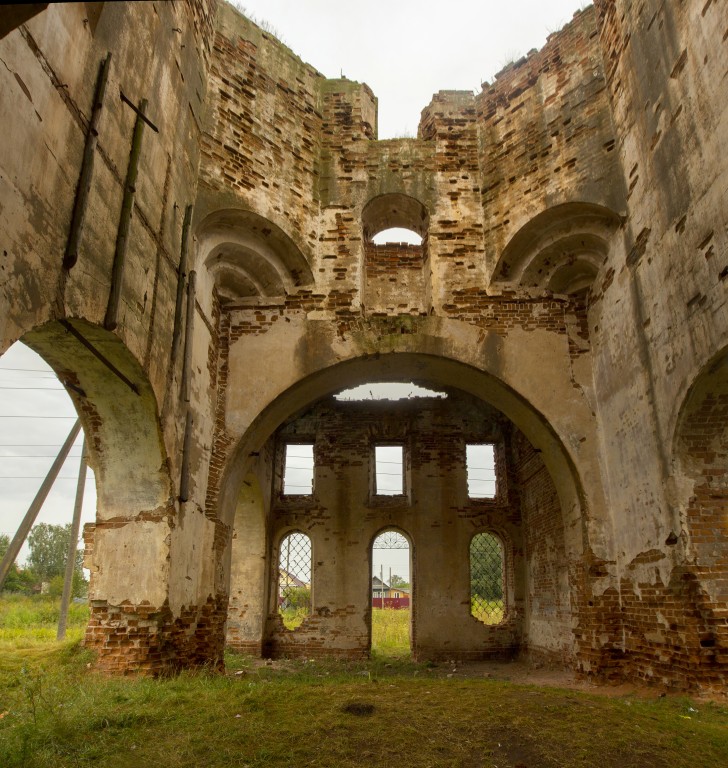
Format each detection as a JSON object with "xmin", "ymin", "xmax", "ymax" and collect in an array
[
  {"xmin": 283, "ymin": 444, "xmax": 314, "ymax": 495},
  {"xmin": 375, "ymin": 445, "xmax": 404, "ymax": 495},
  {"xmin": 467, "ymin": 443, "xmax": 497, "ymax": 499}
]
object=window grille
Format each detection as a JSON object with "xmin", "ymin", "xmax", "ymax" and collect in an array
[
  {"xmin": 470, "ymin": 532, "xmax": 505, "ymax": 624},
  {"xmin": 278, "ymin": 532, "xmax": 312, "ymax": 627}
]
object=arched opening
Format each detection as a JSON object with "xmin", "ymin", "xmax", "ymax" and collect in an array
[
  {"xmin": 371, "ymin": 529, "xmax": 412, "ymax": 657},
  {"xmin": 372, "ymin": 228, "xmax": 423, "ymax": 246},
  {"xmin": 0, "ymin": 340, "xmax": 95, "ymax": 643},
  {"xmin": 668, "ymin": 346, "xmax": 728, "ymax": 688},
  {"xmin": 277, "ymin": 531, "xmax": 312, "ymax": 629},
  {"xmin": 470, "ymin": 532, "xmax": 506, "ymax": 625},
  {"xmin": 362, "ymin": 193, "xmax": 430, "ymax": 315},
  {"xmin": 362, "ymin": 193, "xmax": 429, "ymax": 241},
  {"xmin": 223, "ymin": 362, "xmax": 581, "ymax": 664},
  {"xmin": 1, "ymin": 319, "xmax": 181, "ymax": 673}
]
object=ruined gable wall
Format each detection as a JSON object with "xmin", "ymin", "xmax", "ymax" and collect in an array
[{"xmin": 197, "ymin": 2, "xmax": 324, "ymax": 260}]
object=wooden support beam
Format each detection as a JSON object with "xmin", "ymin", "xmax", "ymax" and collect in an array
[
  {"xmin": 179, "ymin": 410, "xmax": 193, "ymax": 503},
  {"xmin": 104, "ymin": 98, "xmax": 148, "ymax": 331},
  {"xmin": 170, "ymin": 204, "xmax": 193, "ymax": 370},
  {"xmin": 57, "ymin": 438, "xmax": 87, "ymax": 641},
  {"xmin": 181, "ymin": 269, "xmax": 197, "ymax": 403},
  {"xmin": 59, "ymin": 319, "xmax": 139, "ymax": 395},
  {"xmin": 64, "ymin": 52, "xmax": 111, "ymax": 270}
]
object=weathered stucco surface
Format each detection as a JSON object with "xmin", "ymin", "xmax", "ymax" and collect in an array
[{"xmin": 0, "ymin": 0, "xmax": 726, "ymax": 691}]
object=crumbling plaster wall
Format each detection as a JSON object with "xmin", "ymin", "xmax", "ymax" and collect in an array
[
  {"xmin": 0, "ymin": 0, "xmax": 223, "ymax": 673},
  {"xmin": 586, "ymin": 0, "xmax": 728, "ymax": 690},
  {"xmin": 0, "ymin": 0, "xmax": 724, "ymax": 687}
]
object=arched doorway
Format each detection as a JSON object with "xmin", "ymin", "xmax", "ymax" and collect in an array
[{"xmin": 371, "ymin": 528, "xmax": 412, "ymax": 658}]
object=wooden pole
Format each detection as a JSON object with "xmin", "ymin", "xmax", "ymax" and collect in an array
[
  {"xmin": 181, "ymin": 269, "xmax": 197, "ymax": 403},
  {"xmin": 170, "ymin": 204, "xmax": 193, "ymax": 369},
  {"xmin": 57, "ymin": 438, "xmax": 87, "ymax": 640},
  {"xmin": 104, "ymin": 98, "xmax": 148, "ymax": 331},
  {"xmin": 0, "ymin": 420, "xmax": 82, "ymax": 590},
  {"xmin": 64, "ymin": 53, "xmax": 111, "ymax": 270},
  {"xmin": 179, "ymin": 409, "xmax": 193, "ymax": 503}
]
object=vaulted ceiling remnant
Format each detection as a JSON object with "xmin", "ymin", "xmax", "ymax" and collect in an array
[
  {"xmin": 197, "ymin": 209, "xmax": 314, "ymax": 303},
  {"xmin": 493, "ymin": 203, "xmax": 623, "ymax": 296}
]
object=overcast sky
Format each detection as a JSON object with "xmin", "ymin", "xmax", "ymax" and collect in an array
[
  {"xmin": 2, "ymin": 0, "xmax": 585, "ymax": 574},
  {"xmin": 234, "ymin": 0, "xmax": 586, "ymax": 139},
  {"xmin": 0, "ymin": 343, "xmax": 96, "ymax": 565}
]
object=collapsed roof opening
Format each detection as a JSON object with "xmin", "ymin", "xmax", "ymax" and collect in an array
[{"xmin": 334, "ymin": 382, "xmax": 447, "ymax": 401}]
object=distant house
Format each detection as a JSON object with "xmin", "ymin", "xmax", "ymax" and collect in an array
[
  {"xmin": 372, "ymin": 576, "xmax": 409, "ymax": 608},
  {"xmin": 279, "ymin": 568, "xmax": 308, "ymax": 590}
]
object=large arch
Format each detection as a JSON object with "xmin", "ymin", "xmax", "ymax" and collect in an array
[
  {"xmin": 12, "ymin": 319, "xmax": 216, "ymax": 674},
  {"xmin": 219, "ymin": 352, "xmax": 588, "ymax": 536},
  {"xmin": 666, "ymin": 344, "xmax": 728, "ymax": 690},
  {"xmin": 214, "ymin": 346, "xmax": 601, "ymax": 664}
]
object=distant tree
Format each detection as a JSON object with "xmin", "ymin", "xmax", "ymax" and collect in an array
[
  {"xmin": 389, "ymin": 574, "xmax": 409, "ymax": 589},
  {"xmin": 26, "ymin": 523, "xmax": 86, "ymax": 597},
  {"xmin": 1, "ymin": 533, "xmax": 37, "ymax": 593}
]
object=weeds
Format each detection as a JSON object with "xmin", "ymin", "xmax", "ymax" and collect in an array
[
  {"xmin": 1, "ymin": 597, "xmax": 727, "ymax": 767},
  {"xmin": 371, "ymin": 607, "xmax": 410, "ymax": 656}
]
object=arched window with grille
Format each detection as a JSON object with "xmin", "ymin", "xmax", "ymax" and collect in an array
[
  {"xmin": 277, "ymin": 532, "xmax": 312, "ymax": 630},
  {"xmin": 470, "ymin": 532, "xmax": 505, "ymax": 625}
]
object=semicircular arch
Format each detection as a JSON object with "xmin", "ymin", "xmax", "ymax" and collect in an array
[
  {"xmin": 217, "ymin": 351, "xmax": 590, "ymax": 569},
  {"xmin": 196, "ymin": 209, "xmax": 315, "ymax": 305},
  {"xmin": 20, "ymin": 319, "xmax": 172, "ymax": 520},
  {"xmin": 493, "ymin": 202, "xmax": 622, "ymax": 295},
  {"xmin": 362, "ymin": 193, "xmax": 429, "ymax": 241}
]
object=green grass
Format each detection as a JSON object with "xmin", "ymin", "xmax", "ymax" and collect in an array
[
  {"xmin": 371, "ymin": 607, "xmax": 410, "ymax": 656},
  {"xmin": 471, "ymin": 598, "xmax": 505, "ymax": 625},
  {"xmin": 1, "ymin": 598, "xmax": 727, "ymax": 767},
  {"xmin": 279, "ymin": 607, "xmax": 308, "ymax": 630},
  {"xmin": 0, "ymin": 594, "xmax": 89, "ymax": 648}
]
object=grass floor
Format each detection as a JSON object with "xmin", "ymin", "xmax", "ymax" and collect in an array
[
  {"xmin": 1, "ymin": 597, "xmax": 727, "ymax": 767},
  {"xmin": 371, "ymin": 606, "xmax": 410, "ymax": 656}
]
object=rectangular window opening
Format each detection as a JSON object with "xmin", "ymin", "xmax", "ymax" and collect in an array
[
  {"xmin": 375, "ymin": 444, "xmax": 403, "ymax": 496},
  {"xmin": 466, "ymin": 443, "xmax": 496, "ymax": 499},
  {"xmin": 283, "ymin": 443, "xmax": 314, "ymax": 495}
]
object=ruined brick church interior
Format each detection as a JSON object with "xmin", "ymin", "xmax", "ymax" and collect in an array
[{"xmin": 0, "ymin": 1, "xmax": 726, "ymax": 693}]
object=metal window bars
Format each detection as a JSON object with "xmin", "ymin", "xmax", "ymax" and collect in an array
[{"xmin": 470, "ymin": 532, "xmax": 505, "ymax": 625}]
